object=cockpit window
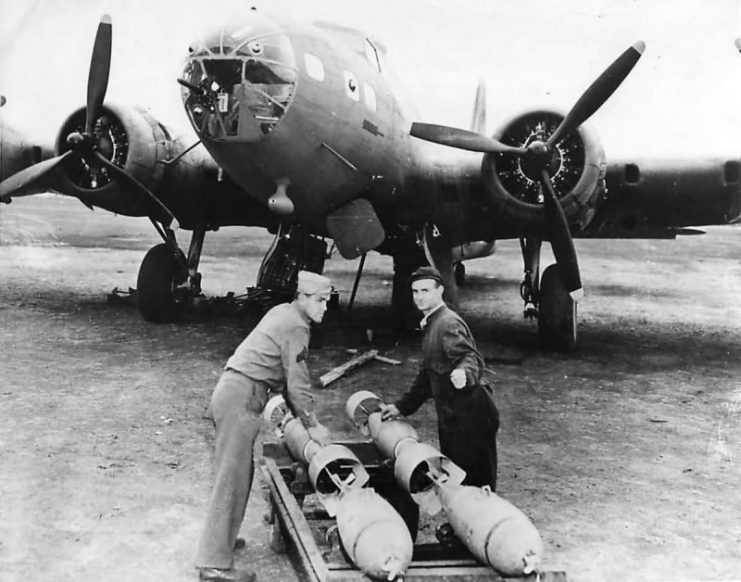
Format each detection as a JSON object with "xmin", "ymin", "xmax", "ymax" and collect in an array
[{"xmin": 182, "ymin": 17, "xmax": 297, "ymax": 140}]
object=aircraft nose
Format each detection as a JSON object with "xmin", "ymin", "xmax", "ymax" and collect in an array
[{"xmin": 181, "ymin": 11, "xmax": 297, "ymax": 141}]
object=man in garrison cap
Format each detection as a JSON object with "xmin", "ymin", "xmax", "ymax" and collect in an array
[
  {"xmin": 381, "ymin": 266, "xmax": 500, "ymax": 490},
  {"xmin": 196, "ymin": 271, "xmax": 333, "ymax": 582}
]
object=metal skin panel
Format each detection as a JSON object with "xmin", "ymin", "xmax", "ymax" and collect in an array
[
  {"xmin": 437, "ymin": 481, "xmax": 543, "ymax": 577},
  {"xmin": 334, "ymin": 487, "xmax": 414, "ymax": 581}
]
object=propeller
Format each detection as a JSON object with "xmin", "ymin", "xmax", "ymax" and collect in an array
[
  {"xmin": 0, "ymin": 15, "xmax": 177, "ymax": 227},
  {"xmin": 65, "ymin": 14, "xmax": 113, "ymax": 159},
  {"xmin": 0, "ymin": 152, "xmax": 73, "ymax": 202},
  {"xmin": 85, "ymin": 14, "xmax": 112, "ymax": 135},
  {"xmin": 410, "ymin": 41, "xmax": 645, "ymax": 300},
  {"xmin": 410, "ymin": 123, "xmax": 527, "ymax": 155},
  {"xmin": 545, "ymin": 41, "xmax": 645, "ymax": 149}
]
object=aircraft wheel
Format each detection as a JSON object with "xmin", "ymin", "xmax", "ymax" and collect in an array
[
  {"xmin": 454, "ymin": 262, "xmax": 466, "ymax": 286},
  {"xmin": 538, "ymin": 264, "xmax": 577, "ymax": 352},
  {"xmin": 137, "ymin": 243, "xmax": 188, "ymax": 322}
]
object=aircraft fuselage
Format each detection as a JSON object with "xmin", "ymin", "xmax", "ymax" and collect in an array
[{"xmin": 180, "ymin": 12, "xmax": 414, "ymax": 219}]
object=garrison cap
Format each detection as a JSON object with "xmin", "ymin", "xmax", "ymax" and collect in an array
[
  {"xmin": 409, "ymin": 266, "xmax": 443, "ymax": 285},
  {"xmin": 297, "ymin": 270, "xmax": 332, "ymax": 295}
]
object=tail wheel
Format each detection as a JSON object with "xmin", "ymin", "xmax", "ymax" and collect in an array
[
  {"xmin": 137, "ymin": 243, "xmax": 188, "ymax": 322},
  {"xmin": 538, "ymin": 264, "xmax": 577, "ymax": 352}
]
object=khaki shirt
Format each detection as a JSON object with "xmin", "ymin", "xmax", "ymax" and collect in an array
[{"xmin": 225, "ymin": 302, "xmax": 316, "ymax": 426}]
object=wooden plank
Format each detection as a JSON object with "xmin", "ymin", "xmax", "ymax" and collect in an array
[
  {"xmin": 320, "ymin": 350, "xmax": 378, "ymax": 387},
  {"xmin": 259, "ymin": 457, "xmax": 331, "ymax": 582},
  {"xmin": 373, "ymin": 354, "xmax": 402, "ymax": 365},
  {"xmin": 345, "ymin": 348, "xmax": 402, "ymax": 366}
]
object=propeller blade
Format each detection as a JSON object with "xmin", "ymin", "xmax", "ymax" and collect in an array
[
  {"xmin": 410, "ymin": 122, "xmax": 526, "ymax": 155},
  {"xmin": 85, "ymin": 14, "xmax": 113, "ymax": 135},
  {"xmin": 0, "ymin": 152, "xmax": 73, "ymax": 202},
  {"xmin": 547, "ymin": 41, "xmax": 645, "ymax": 148},
  {"xmin": 540, "ymin": 170, "xmax": 583, "ymax": 300},
  {"xmin": 93, "ymin": 153, "xmax": 179, "ymax": 229}
]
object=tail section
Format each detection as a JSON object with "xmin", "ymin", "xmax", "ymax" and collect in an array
[{"xmin": 470, "ymin": 80, "xmax": 487, "ymax": 133}]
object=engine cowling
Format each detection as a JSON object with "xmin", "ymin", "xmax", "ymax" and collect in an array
[
  {"xmin": 481, "ymin": 110, "xmax": 606, "ymax": 231},
  {"xmin": 53, "ymin": 103, "xmax": 178, "ymax": 216}
]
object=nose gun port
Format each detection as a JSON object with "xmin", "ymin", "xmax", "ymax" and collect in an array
[{"xmin": 181, "ymin": 15, "xmax": 297, "ymax": 142}]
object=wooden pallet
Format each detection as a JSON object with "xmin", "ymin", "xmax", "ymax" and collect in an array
[{"xmin": 259, "ymin": 441, "xmax": 568, "ymax": 582}]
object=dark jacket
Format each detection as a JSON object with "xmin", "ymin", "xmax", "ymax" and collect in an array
[{"xmin": 395, "ymin": 304, "xmax": 499, "ymax": 489}]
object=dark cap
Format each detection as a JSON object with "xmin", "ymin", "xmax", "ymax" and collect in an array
[{"xmin": 409, "ymin": 266, "xmax": 443, "ymax": 285}]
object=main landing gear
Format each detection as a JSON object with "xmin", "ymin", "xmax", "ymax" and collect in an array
[
  {"xmin": 136, "ymin": 222, "xmax": 205, "ymax": 322},
  {"xmin": 520, "ymin": 236, "xmax": 578, "ymax": 352}
]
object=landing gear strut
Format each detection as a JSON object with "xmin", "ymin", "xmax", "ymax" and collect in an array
[
  {"xmin": 520, "ymin": 236, "xmax": 578, "ymax": 352},
  {"xmin": 137, "ymin": 222, "xmax": 205, "ymax": 322}
]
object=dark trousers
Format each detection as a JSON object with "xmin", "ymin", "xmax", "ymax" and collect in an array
[
  {"xmin": 196, "ymin": 370, "xmax": 268, "ymax": 569},
  {"xmin": 438, "ymin": 384, "xmax": 500, "ymax": 490}
]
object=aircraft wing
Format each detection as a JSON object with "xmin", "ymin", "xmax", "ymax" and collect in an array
[
  {"xmin": 580, "ymin": 157, "xmax": 741, "ymax": 238},
  {"xmin": 0, "ymin": 117, "xmax": 54, "ymax": 197}
]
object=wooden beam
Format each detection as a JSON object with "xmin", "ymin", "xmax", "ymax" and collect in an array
[{"xmin": 320, "ymin": 350, "xmax": 378, "ymax": 387}]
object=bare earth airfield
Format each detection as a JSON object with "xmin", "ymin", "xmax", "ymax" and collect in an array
[{"xmin": 1, "ymin": 195, "xmax": 740, "ymax": 582}]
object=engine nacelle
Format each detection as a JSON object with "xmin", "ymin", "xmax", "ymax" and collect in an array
[
  {"xmin": 482, "ymin": 109, "xmax": 607, "ymax": 232},
  {"xmin": 53, "ymin": 104, "xmax": 181, "ymax": 216}
]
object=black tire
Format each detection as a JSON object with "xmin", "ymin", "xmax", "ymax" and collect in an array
[
  {"xmin": 241, "ymin": 302, "xmax": 266, "ymax": 334},
  {"xmin": 538, "ymin": 264, "xmax": 578, "ymax": 352},
  {"xmin": 454, "ymin": 262, "xmax": 466, "ymax": 286},
  {"xmin": 137, "ymin": 243, "xmax": 188, "ymax": 322}
]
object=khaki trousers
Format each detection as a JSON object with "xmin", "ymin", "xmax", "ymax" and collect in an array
[{"xmin": 196, "ymin": 369, "xmax": 268, "ymax": 569}]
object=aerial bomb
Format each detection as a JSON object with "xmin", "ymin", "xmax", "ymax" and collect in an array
[
  {"xmin": 264, "ymin": 395, "xmax": 413, "ymax": 581},
  {"xmin": 435, "ymin": 481, "xmax": 543, "ymax": 576},
  {"xmin": 334, "ymin": 487, "xmax": 415, "ymax": 581},
  {"xmin": 346, "ymin": 390, "xmax": 543, "ymax": 577}
]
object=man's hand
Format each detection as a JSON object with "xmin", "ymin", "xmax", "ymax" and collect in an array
[
  {"xmin": 307, "ymin": 422, "xmax": 331, "ymax": 446},
  {"xmin": 450, "ymin": 368, "xmax": 467, "ymax": 389},
  {"xmin": 380, "ymin": 404, "xmax": 401, "ymax": 421}
]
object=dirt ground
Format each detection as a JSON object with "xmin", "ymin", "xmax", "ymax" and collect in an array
[{"xmin": 1, "ymin": 195, "xmax": 740, "ymax": 582}]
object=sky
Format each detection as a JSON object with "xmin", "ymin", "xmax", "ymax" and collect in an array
[{"xmin": 1, "ymin": 0, "xmax": 740, "ymax": 159}]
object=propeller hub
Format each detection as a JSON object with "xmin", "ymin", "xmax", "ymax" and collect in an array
[
  {"xmin": 521, "ymin": 141, "xmax": 560, "ymax": 182},
  {"xmin": 66, "ymin": 131, "xmax": 90, "ymax": 150}
]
